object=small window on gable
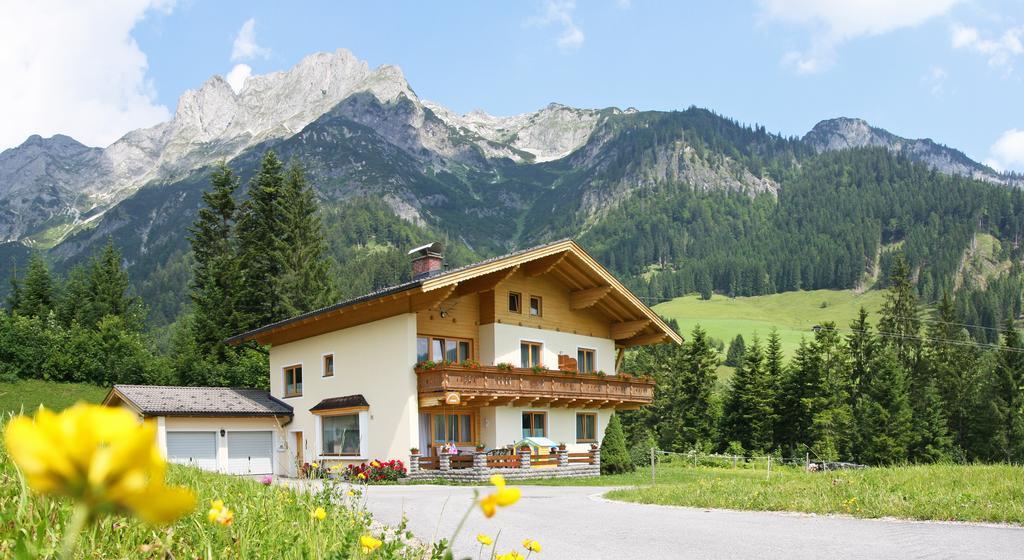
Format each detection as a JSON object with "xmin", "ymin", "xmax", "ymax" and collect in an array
[
  {"xmin": 323, "ymin": 354, "xmax": 334, "ymax": 377},
  {"xmin": 284, "ymin": 365, "xmax": 302, "ymax": 397},
  {"xmin": 529, "ymin": 296, "xmax": 542, "ymax": 317},
  {"xmin": 508, "ymin": 292, "xmax": 522, "ymax": 313}
]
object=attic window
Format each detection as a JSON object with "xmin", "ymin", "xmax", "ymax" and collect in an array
[
  {"xmin": 509, "ymin": 292, "xmax": 522, "ymax": 313},
  {"xmin": 529, "ymin": 296, "xmax": 542, "ymax": 317}
]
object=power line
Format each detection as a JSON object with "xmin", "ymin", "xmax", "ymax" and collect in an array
[{"xmin": 811, "ymin": 324, "xmax": 1024, "ymax": 354}]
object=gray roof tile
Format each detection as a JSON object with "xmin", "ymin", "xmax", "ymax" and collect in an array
[{"xmin": 112, "ymin": 385, "xmax": 293, "ymax": 417}]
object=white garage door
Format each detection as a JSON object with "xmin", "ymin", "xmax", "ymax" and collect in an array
[
  {"xmin": 227, "ymin": 431, "xmax": 273, "ymax": 475},
  {"xmin": 166, "ymin": 431, "xmax": 218, "ymax": 471}
]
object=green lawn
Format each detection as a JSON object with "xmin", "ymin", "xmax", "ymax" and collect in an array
[
  {"xmin": 524, "ymin": 462, "xmax": 1024, "ymax": 524},
  {"xmin": 0, "ymin": 379, "xmax": 110, "ymax": 415},
  {"xmin": 654, "ymin": 289, "xmax": 886, "ymax": 358}
]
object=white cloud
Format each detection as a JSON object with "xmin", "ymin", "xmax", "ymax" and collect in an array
[
  {"xmin": 760, "ymin": 0, "xmax": 960, "ymax": 73},
  {"xmin": 531, "ymin": 0, "xmax": 585, "ymax": 52},
  {"xmin": 985, "ymin": 129, "xmax": 1024, "ymax": 172},
  {"xmin": 922, "ymin": 66, "xmax": 947, "ymax": 95},
  {"xmin": 231, "ymin": 18, "xmax": 270, "ymax": 62},
  {"xmin": 950, "ymin": 24, "xmax": 1023, "ymax": 72},
  {"xmin": 225, "ymin": 64, "xmax": 252, "ymax": 94},
  {"xmin": 0, "ymin": 0, "xmax": 174, "ymax": 150}
]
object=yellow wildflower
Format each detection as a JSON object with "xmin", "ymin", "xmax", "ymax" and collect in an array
[
  {"xmin": 522, "ymin": 539, "xmax": 542, "ymax": 552},
  {"xmin": 360, "ymin": 534, "xmax": 382, "ymax": 553},
  {"xmin": 347, "ymin": 490, "xmax": 356, "ymax": 497},
  {"xmin": 477, "ymin": 533, "xmax": 494, "ymax": 545},
  {"xmin": 311, "ymin": 462, "xmax": 320, "ymax": 469},
  {"xmin": 497, "ymin": 552, "xmax": 525, "ymax": 560},
  {"xmin": 312, "ymin": 506, "xmax": 327, "ymax": 521},
  {"xmin": 3, "ymin": 404, "xmax": 195, "ymax": 525},
  {"xmin": 479, "ymin": 474, "xmax": 521, "ymax": 517},
  {"xmin": 207, "ymin": 500, "xmax": 234, "ymax": 526}
]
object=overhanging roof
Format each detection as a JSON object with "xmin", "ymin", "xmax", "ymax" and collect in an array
[
  {"xmin": 103, "ymin": 384, "xmax": 293, "ymax": 417},
  {"xmin": 226, "ymin": 239, "xmax": 682, "ymax": 347}
]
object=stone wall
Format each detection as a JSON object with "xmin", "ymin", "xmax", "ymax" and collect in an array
[{"xmin": 407, "ymin": 448, "xmax": 601, "ymax": 483}]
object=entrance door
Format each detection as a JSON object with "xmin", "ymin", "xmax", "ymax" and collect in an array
[{"xmin": 293, "ymin": 431, "xmax": 304, "ymax": 465}]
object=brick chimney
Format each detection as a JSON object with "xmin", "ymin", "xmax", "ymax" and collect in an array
[{"xmin": 409, "ymin": 242, "xmax": 444, "ymax": 280}]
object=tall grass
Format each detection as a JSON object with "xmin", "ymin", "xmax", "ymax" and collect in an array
[{"xmin": 0, "ymin": 436, "xmax": 425, "ymax": 559}]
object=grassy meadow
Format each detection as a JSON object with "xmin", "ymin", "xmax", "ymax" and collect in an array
[
  {"xmin": 654, "ymin": 289, "xmax": 887, "ymax": 359},
  {"xmin": 523, "ymin": 461, "xmax": 1024, "ymax": 524},
  {"xmin": 0, "ymin": 379, "xmax": 109, "ymax": 415}
]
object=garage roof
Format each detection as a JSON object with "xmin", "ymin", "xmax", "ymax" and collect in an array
[
  {"xmin": 104, "ymin": 385, "xmax": 293, "ymax": 417},
  {"xmin": 309, "ymin": 394, "xmax": 369, "ymax": 412}
]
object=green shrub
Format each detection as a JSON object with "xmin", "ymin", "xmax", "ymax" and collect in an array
[{"xmin": 601, "ymin": 414, "xmax": 635, "ymax": 475}]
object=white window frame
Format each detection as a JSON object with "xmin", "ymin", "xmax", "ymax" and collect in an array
[
  {"xmin": 321, "ymin": 352, "xmax": 335, "ymax": 378},
  {"xmin": 314, "ymin": 410, "xmax": 369, "ymax": 461}
]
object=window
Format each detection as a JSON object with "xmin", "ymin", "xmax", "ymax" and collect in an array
[
  {"xmin": 323, "ymin": 354, "xmax": 334, "ymax": 377},
  {"xmin": 577, "ymin": 348, "xmax": 595, "ymax": 373},
  {"xmin": 520, "ymin": 341, "xmax": 542, "ymax": 368},
  {"xmin": 321, "ymin": 414, "xmax": 360, "ymax": 456},
  {"xmin": 576, "ymin": 413, "xmax": 597, "ymax": 442},
  {"xmin": 417, "ymin": 336, "xmax": 472, "ymax": 363},
  {"xmin": 529, "ymin": 296, "xmax": 542, "ymax": 316},
  {"xmin": 431, "ymin": 412, "xmax": 475, "ymax": 445},
  {"xmin": 508, "ymin": 292, "xmax": 522, "ymax": 313},
  {"xmin": 522, "ymin": 412, "xmax": 547, "ymax": 438},
  {"xmin": 284, "ymin": 365, "xmax": 302, "ymax": 397}
]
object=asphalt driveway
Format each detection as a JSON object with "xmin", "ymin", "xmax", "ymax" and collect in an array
[{"xmin": 357, "ymin": 484, "xmax": 1024, "ymax": 559}]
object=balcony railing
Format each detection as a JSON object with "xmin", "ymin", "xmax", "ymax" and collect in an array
[{"xmin": 414, "ymin": 363, "xmax": 655, "ymax": 409}]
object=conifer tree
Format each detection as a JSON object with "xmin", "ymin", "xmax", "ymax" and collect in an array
[
  {"xmin": 978, "ymin": 321, "xmax": 1024, "ymax": 462},
  {"xmin": 764, "ymin": 328, "xmax": 786, "ymax": 447},
  {"xmin": 600, "ymin": 413, "xmax": 634, "ymax": 475},
  {"xmin": 235, "ymin": 150, "xmax": 288, "ymax": 329},
  {"xmin": 82, "ymin": 239, "xmax": 141, "ymax": 330},
  {"xmin": 924, "ymin": 292, "xmax": 979, "ymax": 454},
  {"xmin": 855, "ymin": 344, "xmax": 912, "ymax": 464},
  {"xmin": 651, "ymin": 325, "xmax": 720, "ymax": 451},
  {"xmin": 725, "ymin": 334, "xmax": 746, "ymax": 367},
  {"xmin": 188, "ymin": 162, "xmax": 242, "ymax": 354},
  {"xmin": 5, "ymin": 258, "xmax": 21, "ymax": 313},
  {"xmin": 776, "ymin": 338, "xmax": 816, "ymax": 456},
  {"xmin": 279, "ymin": 160, "xmax": 335, "ymax": 316},
  {"xmin": 17, "ymin": 253, "xmax": 55, "ymax": 318},
  {"xmin": 804, "ymin": 323, "xmax": 854, "ymax": 461},
  {"xmin": 721, "ymin": 336, "xmax": 773, "ymax": 453}
]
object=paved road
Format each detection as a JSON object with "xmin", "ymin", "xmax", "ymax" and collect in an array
[{"xmin": 359, "ymin": 484, "xmax": 1024, "ymax": 559}]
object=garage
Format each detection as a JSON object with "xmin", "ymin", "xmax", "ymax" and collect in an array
[
  {"xmin": 166, "ymin": 431, "xmax": 218, "ymax": 471},
  {"xmin": 102, "ymin": 384, "xmax": 293, "ymax": 476},
  {"xmin": 227, "ymin": 431, "xmax": 274, "ymax": 475}
]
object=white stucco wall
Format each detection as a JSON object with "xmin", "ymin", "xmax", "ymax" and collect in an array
[
  {"xmin": 487, "ymin": 323, "xmax": 616, "ymax": 373},
  {"xmin": 268, "ymin": 313, "xmax": 418, "ymax": 473}
]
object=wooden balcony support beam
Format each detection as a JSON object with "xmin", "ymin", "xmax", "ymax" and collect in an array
[
  {"xmin": 410, "ymin": 285, "xmax": 457, "ymax": 312},
  {"xmin": 620, "ymin": 332, "xmax": 669, "ymax": 348},
  {"xmin": 570, "ymin": 285, "xmax": 613, "ymax": 310}
]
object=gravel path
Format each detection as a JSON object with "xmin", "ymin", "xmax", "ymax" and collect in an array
[{"xmin": 358, "ymin": 484, "xmax": 1024, "ymax": 559}]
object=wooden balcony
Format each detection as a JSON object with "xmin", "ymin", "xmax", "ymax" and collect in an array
[{"xmin": 415, "ymin": 363, "xmax": 655, "ymax": 409}]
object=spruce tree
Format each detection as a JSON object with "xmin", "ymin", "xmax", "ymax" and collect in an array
[
  {"xmin": 764, "ymin": 329, "xmax": 786, "ymax": 448},
  {"xmin": 188, "ymin": 162, "xmax": 242, "ymax": 354},
  {"xmin": 600, "ymin": 413, "xmax": 634, "ymax": 475},
  {"xmin": 650, "ymin": 325, "xmax": 720, "ymax": 452},
  {"xmin": 924, "ymin": 292, "xmax": 979, "ymax": 455},
  {"xmin": 235, "ymin": 150, "xmax": 289, "ymax": 329},
  {"xmin": 725, "ymin": 334, "xmax": 746, "ymax": 367},
  {"xmin": 845, "ymin": 308, "xmax": 875, "ymax": 457},
  {"xmin": 804, "ymin": 323, "xmax": 854, "ymax": 461},
  {"xmin": 720, "ymin": 336, "xmax": 773, "ymax": 453},
  {"xmin": 855, "ymin": 345, "xmax": 912, "ymax": 464},
  {"xmin": 83, "ymin": 239, "xmax": 142, "ymax": 330},
  {"xmin": 279, "ymin": 160, "xmax": 335, "ymax": 316},
  {"xmin": 17, "ymin": 253, "xmax": 55, "ymax": 318},
  {"xmin": 776, "ymin": 338, "xmax": 816, "ymax": 456},
  {"xmin": 6, "ymin": 258, "xmax": 21, "ymax": 313},
  {"xmin": 982, "ymin": 322, "xmax": 1024, "ymax": 462}
]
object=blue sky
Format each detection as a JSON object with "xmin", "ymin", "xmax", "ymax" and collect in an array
[{"xmin": 4, "ymin": 1, "xmax": 1024, "ymax": 170}]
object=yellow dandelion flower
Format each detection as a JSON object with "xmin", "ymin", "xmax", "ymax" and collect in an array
[
  {"xmin": 522, "ymin": 539, "xmax": 541, "ymax": 552},
  {"xmin": 3, "ymin": 404, "xmax": 195, "ymax": 525},
  {"xmin": 312, "ymin": 506, "xmax": 327, "ymax": 521},
  {"xmin": 477, "ymin": 533, "xmax": 494, "ymax": 545},
  {"xmin": 360, "ymin": 534, "xmax": 382, "ymax": 553},
  {"xmin": 490, "ymin": 474, "xmax": 506, "ymax": 488},
  {"xmin": 496, "ymin": 485, "xmax": 521, "ymax": 507}
]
